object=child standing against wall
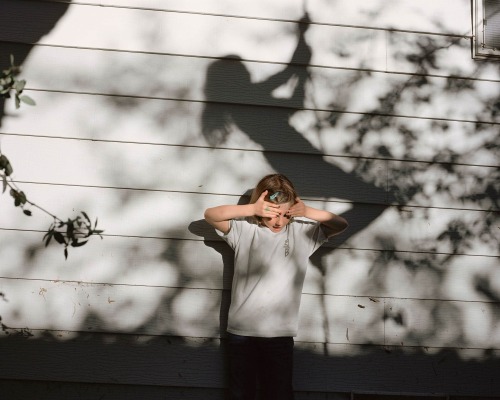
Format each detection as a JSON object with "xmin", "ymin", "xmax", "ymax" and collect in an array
[{"xmin": 204, "ymin": 174, "xmax": 348, "ymax": 400}]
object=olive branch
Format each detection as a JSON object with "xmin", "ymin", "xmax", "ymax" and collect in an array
[{"xmin": 1, "ymin": 55, "xmax": 103, "ymax": 259}]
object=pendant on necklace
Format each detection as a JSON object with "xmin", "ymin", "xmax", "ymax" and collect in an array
[
  {"xmin": 284, "ymin": 238, "xmax": 289, "ymax": 257},
  {"xmin": 284, "ymin": 226, "xmax": 290, "ymax": 257}
]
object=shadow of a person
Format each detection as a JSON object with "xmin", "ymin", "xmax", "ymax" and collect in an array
[
  {"xmin": 200, "ymin": 13, "xmax": 392, "ymax": 262},
  {"xmin": 188, "ymin": 189, "xmax": 256, "ymax": 337},
  {"xmin": 194, "ymin": 14, "xmax": 395, "ymax": 370}
]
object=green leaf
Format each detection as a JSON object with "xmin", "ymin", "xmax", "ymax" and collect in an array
[
  {"xmin": 10, "ymin": 189, "xmax": 27, "ymax": 206},
  {"xmin": 0, "ymin": 154, "xmax": 8, "ymax": 168},
  {"xmin": 2, "ymin": 174, "xmax": 7, "ymax": 193},
  {"xmin": 18, "ymin": 191, "xmax": 27, "ymax": 205},
  {"xmin": 5, "ymin": 161, "xmax": 13, "ymax": 176},
  {"xmin": 13, "ymin": 79, "xmax": 25, "ymax": 92},
  {"xmin": 64, "ymin": 248, "xmax": 68, "ymax": 260},
  {"xmin": 20, "ymin": 95, "xmax": 35, "ymax": 106},
  {"xmin": 15, "ymin": 95, "xmax": 20, "ymax": 109},
  {"xmin": 23, "ymin": 209, "xmax": 32, "ymax": 216}
]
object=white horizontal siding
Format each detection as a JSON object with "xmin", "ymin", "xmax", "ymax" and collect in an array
[
  {"xmin": 0, "ymin": 133, "xmax": 497, "ymax": 219},
  {"xmin": 1, "ymin": 230, "xmax": 498, "ymax": 301},
  {"xmin": 57, "ymin": 0, "xmax": 471, "ymax": 37},
  {"xmin": 2, "ymin": 89, "xmax": 499, "ymax": 167},
  {"xmin": 0, "ymin": 1, "xmax": 495, "ymax": 80},
  {"xmin": 1, "ymin": 0, "xmax": 499, "ymax": 397},
  {"xmin": 3, "ymin": 44, "xmax": 496, "ymax": 116},
  {"xmin": 0, "ymin": 186, "xmax": 497, "ymax": 258},
  {"xmin": 1, "ymin": 276, "xmax": 499, "ymax": 348}
]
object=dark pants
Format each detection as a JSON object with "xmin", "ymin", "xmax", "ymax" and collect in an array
[{"xmin": 226, "ymin": 332, "xmax": 294, "ymax": 400}]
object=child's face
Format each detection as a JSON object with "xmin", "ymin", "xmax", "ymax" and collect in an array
[{"xmin": 262, "ymin": 202, "xmax": 293, "ymax": 233}]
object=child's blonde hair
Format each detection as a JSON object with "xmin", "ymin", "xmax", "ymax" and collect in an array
[{"xmin": 249, "ymin": 174, "xmax": 298, "ymax": 225}]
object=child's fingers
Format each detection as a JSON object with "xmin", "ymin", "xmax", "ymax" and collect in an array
[
  {"xmin": 258, "ymin": 190, "xmax": 268, "ymax": 201},
  {"xmin": 263, "ymin": 202, "xmax": 280, "ymax": 215},
  {"xmin": 288, "ymin": 200, "xmax": 305, "ymax": 217},
  {"xmin": 257, "ymin": 191, "xmax": 283, "ymax": 217}
]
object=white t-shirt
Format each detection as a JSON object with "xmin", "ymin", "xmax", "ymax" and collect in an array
[{"xmin": 218, "ymin": 218, "xmax": 327, "ymax": 337}]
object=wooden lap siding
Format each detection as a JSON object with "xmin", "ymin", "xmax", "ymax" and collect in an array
[{"xmin": 0, "ymin": 0, "xmax": 499, "ymax": 398}]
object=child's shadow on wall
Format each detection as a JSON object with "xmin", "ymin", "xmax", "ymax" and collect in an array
[
  {"xmin": 188, "ymin": 191, "xmax": 255, "ymax": 336},
  {"xmin": 200, "ymin": 13, "xmax": 392, "ymax": 255},
  {"xmin": 192, "ymin": 14, "xmax": 393, "ymax": 333},
  {"xmin": 188, "ymin": 218, "xmax": 233, "ymax": 336}
]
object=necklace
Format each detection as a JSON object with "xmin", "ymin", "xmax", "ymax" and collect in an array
[{"xmin": 284, "ymin": 225, "xmax": 290, "ymax": 257}]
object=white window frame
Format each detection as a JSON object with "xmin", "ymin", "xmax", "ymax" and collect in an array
[{"xmin": 472, "ymin": 0, "xmax": 500, "ymax": 59}]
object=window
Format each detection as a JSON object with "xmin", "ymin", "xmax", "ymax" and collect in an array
[{"xmin": 472, "ymin": 0, "xmax": 500, "ymax": 59}]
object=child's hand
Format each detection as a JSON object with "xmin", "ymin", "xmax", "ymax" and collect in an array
[
  {"xmin": 254, "ymin": 190, "xmax": 281, "ymax": 217},
  {"xmin": 286, "ymin": 197, "xmax": 306, "ymax": 218}
]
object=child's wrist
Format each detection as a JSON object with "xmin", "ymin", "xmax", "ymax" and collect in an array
[
  {"xmin": 303, "ymin": 205, "xmax": 312, "ymax": 218},
  {"xmin": 246, "ymin": 203, "xmax": 258, "ymax": 217}
]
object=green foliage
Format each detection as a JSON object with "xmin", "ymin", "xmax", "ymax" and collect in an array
[
  {"xmin": 0, "ymin": 55, "xmax": 36, "ymax": 108},
  {"xmin": 0, "ymin": 55, "xmax": 103, "ymax": 259}
]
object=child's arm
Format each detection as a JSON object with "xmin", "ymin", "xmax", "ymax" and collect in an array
[
  {"xmin": 204, "ymin": 190, "xmax": 280, "ymax": 234},
  {"xmin": 286, "ymin": 198, "xmax": 348, "ymax": 238}
]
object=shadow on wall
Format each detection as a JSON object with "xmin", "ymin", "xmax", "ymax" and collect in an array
[
  {"xmin": 0, "ymin": 0, "xmax": 72, "ymax": 125},
  {"xmin": 1, "ymin": 3, "xmax": 499, "ymax": 398},
  {"xmin": 200, "ymin": 13, "xmax": 392, "ymax": 250},
  {"xmin": 194, "ymin": 13, "xmax": 395, "ymax": 354},
  {"xmin": 191, "ymin": 9, "xmax": 500, "ymax": 398},
  {"xmin": 2, "ymin": 330, "xmax": 500, "ymax": 398}
]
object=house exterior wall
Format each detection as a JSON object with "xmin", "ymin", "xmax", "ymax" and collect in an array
[{"xmin": 0, "ymin": 0, "xmax": 498, "ymax": 398}]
